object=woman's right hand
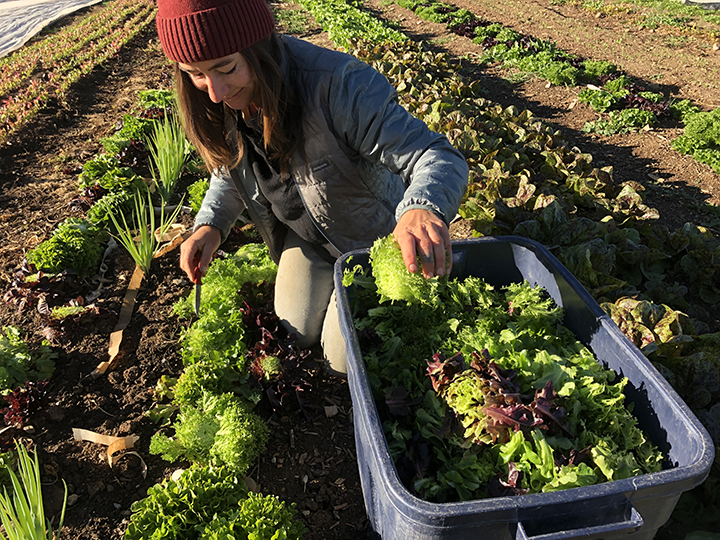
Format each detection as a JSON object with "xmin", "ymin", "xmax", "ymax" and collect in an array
[{"xmin": 179, "ymin": 225, "xmax": 222, "ymax": 282}]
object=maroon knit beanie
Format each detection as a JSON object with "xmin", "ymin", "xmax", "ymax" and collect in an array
[{"xmin": 156, "ymin": 0, "xmax": 275, "ymax": 64}]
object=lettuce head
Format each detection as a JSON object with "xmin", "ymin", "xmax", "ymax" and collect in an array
[{"xmin": 370, "ymin": 234, "xmax": 438, "ymax": 304}]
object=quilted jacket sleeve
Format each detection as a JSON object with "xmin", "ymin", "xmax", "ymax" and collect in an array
[
  {"xmin": 326, "ymin": 57, "xmax": 468, "ymax": 224},
  {"xmin": 194, "ymin": 168, "xmax": 245, "ymax": 242}
]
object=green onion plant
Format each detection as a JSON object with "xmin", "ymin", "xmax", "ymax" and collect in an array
[
  {"xmin": 149, "ymin": 111, "xmax": 189, "ymax": 204},
  {"xmin": 108, "ymin": 189, "xmax": 184, "ymax": 274},
  {"xmin": 0, "ymin": 442, "xmax": 67, "ymax": 540}
]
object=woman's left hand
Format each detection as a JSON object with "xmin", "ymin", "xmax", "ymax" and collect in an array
[{"xmin": 393, "ymin": 208, "xmax": 452, "ymax": 279}]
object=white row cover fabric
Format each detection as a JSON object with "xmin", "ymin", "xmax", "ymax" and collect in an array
[{"xmin": 0, "ymin": 0, "xmax": 103, "ymax": 58}]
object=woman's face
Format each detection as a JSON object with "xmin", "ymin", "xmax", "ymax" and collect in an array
[{"xmin": 178, "ymin": 52, "xmax": 258, "ymax": 112}]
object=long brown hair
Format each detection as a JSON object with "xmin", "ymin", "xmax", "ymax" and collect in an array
[{"xmin": 174, "ymin": 32, "xmax": 303, "ymax": 175}]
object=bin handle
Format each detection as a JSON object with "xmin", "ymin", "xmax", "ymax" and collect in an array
[{"xmin": 516, "ymin": 505, "xmax": 644, "ymax": 540}]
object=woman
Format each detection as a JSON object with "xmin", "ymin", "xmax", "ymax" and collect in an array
[{"xmin": 156, "ymin": 0, "xmax": 469, "ymax": 375}]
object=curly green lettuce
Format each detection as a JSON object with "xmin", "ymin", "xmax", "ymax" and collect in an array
[
  {"xmin": 370, "ymin": 234, "xmax": 438, "ymax": 304},
  {"xmin": 201, "ymin": 492, "xmax": 307, "ymax": 540},
  {"xmin": 173, "ymin": 243, "xmax": 277, "ymax": 320},
  {"xmin": 125, "ymin": 465, "xmax": 306, "ymax": 540},
  {"xmin": 187, "ymin": 179, "xmax": 209, "ymax": 214},
  {"xmin": 0, "ymin": 326, "xmax": 56, "ymax": 394},
  {"xmin": 26, "ymin": 218, "xmax": 106, "ymax": 278},
  {"xmin": 86, "ymin": 189, "xmax": 136, "ymax": 232},
  {"xmin": 150, "ymin": 391, "xmax": 268, "ymax": 475},
  {"xmin": 78, "ymin": 153, "xmax": 145, "ymax": 191}
]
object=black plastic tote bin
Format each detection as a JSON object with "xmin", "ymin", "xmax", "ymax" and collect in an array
[{"xmin": 334, "ymin": 236, "xmax": 715, "ymax": 540}]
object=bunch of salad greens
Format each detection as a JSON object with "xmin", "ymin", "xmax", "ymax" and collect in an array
[
  {"xmin": 85, "ymin": 189, "xmax": 135, "ymax": 232},
  {"xmin": 98, "ymin": 113, "xmax": 157, "ymax": 156},
  {"xmin": 137, "ymin": 88, "xmax": 176, "ymax": 111},
  {"xmin": 672, "ymin": 108, "xmax": 720, "ymax": 174},
  {"xmin": 77, "ymin": 153, "xmax": 145, "ymax": 191},
  {"xmin": 124, "ymin": 465, "xmax": 306, "ymax": 540},
  {"xmin": 369, "ymin": 235, "xmax": 438, "ymax": 304},
  {"xmin": 299, "ymin": 0, "xmax": 405, "ymax": 49},
  {"xmin": 171, "ymin": 243, "xmax": 278, "ymax": 407},
  {"xmin": 133, "ymin": 242, "xmax": 309, "ymax": 539},
  {"xmin": 151, "ymin": 244, "xmax": 279, "ymax": 430},
  {"xmin": 149, "ymin": 390, "xmax": 268, "ymax": 475},
  {"xmin": 187, "ymin": 179, "xmax": 209, "ymax": 214},
  {"xmin": 343, "ymin": 236, "xmax": 663, "ymax": 502},
  {"xmin": 165, "ymin": 242, "xmax": 313, "ymax": 414},
  {"xmin": 26, "ymin": 218, "xmax": 107, "ymax": 279},
  {"xmin": 3, "ymin": 381, "xmax": 49, "ymax": 428},
  {"xmin": 0, "ymin": 327, "xmax": 56, "ymax": 395}
]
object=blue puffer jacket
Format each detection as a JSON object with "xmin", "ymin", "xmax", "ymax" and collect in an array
[{"xmin": 195, "ymin": 35, "xmax": 469, "ymax": 262}]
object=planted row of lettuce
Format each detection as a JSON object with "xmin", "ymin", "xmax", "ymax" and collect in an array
[
  {"xmin": 391, "ymin": 0, "xmax": 720, "ymax": 172},
  {"xmin": 5, "ymin": 78, "xmax": 310, "ymax": 536},
  {"xmin": 5, "ymin": 90, "xmax": 202, "ymax": 304},
  {"xmin": 1, "ymin": 51, "xmax": 205, "ymax": 492},
  {"xmin": 75, "ymin": 91, "xmax": 308, "ymax": 535},
  {"xmin": 294, "ymin": 0, "xmax": 720, "ymax": 526},
  {"xmin": 559, "ymin": 0, "xmax": 720, "ymax": 38},
  {"xmin": 126, "ymin": 243, "xmax": 309, "ymax": 538},
  {"xmin": 0, "ymin": 0, "xmax": 157, "ymax": 144}
]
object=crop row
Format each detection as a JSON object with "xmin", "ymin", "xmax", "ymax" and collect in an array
[
  {"xmin": 3, "ymin": 73, "xmax": 312, "ymax": 533},
  {"xmin": 560, "ymin": 0, "xmax": 720, "ymax": 38},
  {"xmin": 295, "ymin": 0, "xmax": 720, "ymax": 524},
  {"xmin": 391, "ymin": 0, "xmax": 720, "ymax": 172},
  {"xmin": 0, "ymin": 0, "xmax": 145, "ymax": 97},
  {"xmin": 78, "ymin": 94, "xmax": 314, "ymax": 537},
  {"xmin": 0, "ymin": 0, "xmax": 156, "ymax": 144},
  {"xmin": 129, "ymin": 243, "xmax": 308, "ymax": 537}
]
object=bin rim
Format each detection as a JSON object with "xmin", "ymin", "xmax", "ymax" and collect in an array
[{"xmin": 334, "ymin": 235, "xmax": 715, "ymax": 518}]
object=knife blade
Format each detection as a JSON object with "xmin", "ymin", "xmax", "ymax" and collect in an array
[{"xmin": 193, "ymin": 263, "xmax": 202, "ymax": 317}]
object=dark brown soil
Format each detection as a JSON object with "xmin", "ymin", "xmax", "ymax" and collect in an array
[{"xmin": 0, "ymin": 0, "xmax": 718, "ymax": 538}]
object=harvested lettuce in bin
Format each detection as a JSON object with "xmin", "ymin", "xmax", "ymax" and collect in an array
[{"xmin": 335, "ymin": 237, "xmax": 714, "ymax": 540}]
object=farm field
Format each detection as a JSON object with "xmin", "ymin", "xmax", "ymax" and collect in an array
[{"xmin": 0, "ymin": 0, "xmax": 719, "ymax": 538}]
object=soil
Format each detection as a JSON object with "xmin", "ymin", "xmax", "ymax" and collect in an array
[{"xmin": 0, "ymin": 0, "xmax": 718, "ymax": 538}]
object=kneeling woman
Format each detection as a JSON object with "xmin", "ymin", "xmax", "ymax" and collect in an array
[{"xmin": 156, "ymin": 0, "xmax": 469, "ymax": 374}]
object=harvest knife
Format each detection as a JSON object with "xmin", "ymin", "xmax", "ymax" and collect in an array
[{"xmin": 194, "ymin": 263, "xmax": 202, "ymax": 317}]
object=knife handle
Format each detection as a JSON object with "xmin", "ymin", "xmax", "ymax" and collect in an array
[{"xmin": 193, "ymin": 258, "xmax": 202, "ymax": 285}]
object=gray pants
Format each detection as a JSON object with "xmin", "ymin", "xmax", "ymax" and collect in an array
[{"xmin": 274, "ymin": 230, "xmax": 347, "ymax": 376}]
